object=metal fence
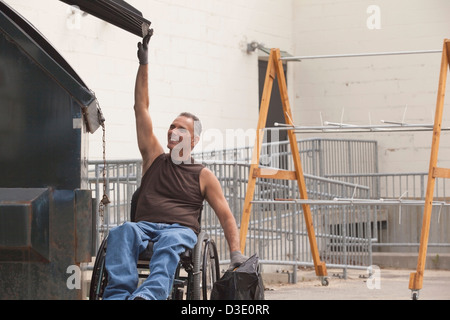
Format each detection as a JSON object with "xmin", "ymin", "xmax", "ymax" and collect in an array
[
  {"xmin": 198, "ymin": 161, "xmax": 371, "ymax": 270},
  {"xmin": 246, "ymin": 200, "xmax": 378, "ymax": 282},
  {"xmin": 89, "ymin": 159, "xmax": 142, "ymax": 249},
  {"xmin": 193, "ymin": 138, "xmax": 378, "ymax": 177},
  {"xmin": 325, "ymin": 172, "xmax": 450, "ymax": 253},
  {"xmin": 88, "ymin": 138, "xmax": 450, "ymax": 282}
]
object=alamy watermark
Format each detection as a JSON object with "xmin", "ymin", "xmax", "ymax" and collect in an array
[
  {"xmin": 174, "ymin": 126, "xmax": 280, "ymax": 167},
  {"xmin": 366, "ymin": 265, "xmax": 382, "ymax": 290},
  {"xmin": 367, "ymin": 5, "xmax": 381, "ymax": 30},
  {"xmin": 66, "ymin": 5, "xmax": 83, "ymax": 30},
  {"xmin": 65, "ymin": 264, "xmax": 383, "ymax": 290},
  {"xmin": 66, "ymin": 265, "xmax": 81, "ymax": 290}
]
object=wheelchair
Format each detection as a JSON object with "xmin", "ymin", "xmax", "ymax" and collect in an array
[{"xmin": 89, "ymin": 188, "xmax": 221, "ymax": 300}]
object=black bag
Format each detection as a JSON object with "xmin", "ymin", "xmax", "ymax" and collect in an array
[{"xmin": 211, "ymin": 254, "xmax": 265, "ymax": 300}]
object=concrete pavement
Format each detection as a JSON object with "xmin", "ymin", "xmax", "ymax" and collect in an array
[{"xmin": 263, "ymin": 268, "xmax": 450, "ymax": 300}]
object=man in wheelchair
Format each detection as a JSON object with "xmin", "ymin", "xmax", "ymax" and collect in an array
[{"xmin": 102, "ymin": 30, "xmax": 246, "ymax": 300}]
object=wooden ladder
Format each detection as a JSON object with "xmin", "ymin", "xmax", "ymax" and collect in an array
[
  {"xmin": 409, "ymin": 39, "xmax": 450, "ymax": 300},
  {"xmin": 239, "ymin": 48, "xmax": 328, "ymax": 282}
]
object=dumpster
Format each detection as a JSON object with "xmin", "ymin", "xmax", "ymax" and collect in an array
[{"xmin": 0, "ymin": 1, "xmax": 100, "ymax": 299}]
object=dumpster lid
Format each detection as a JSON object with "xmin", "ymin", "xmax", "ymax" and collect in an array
[
  {"xmin": 59, "ymin": 0, "xmax": 151, "ymax": 37},
  {"xmin": 0, "ymin": 1, "xmax": 102, "ymax": 133}
]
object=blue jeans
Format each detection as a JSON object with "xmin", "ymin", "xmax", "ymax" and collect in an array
[{"xmin": 102, "ymin": 221, "xmax": 197, "ymax": 300}]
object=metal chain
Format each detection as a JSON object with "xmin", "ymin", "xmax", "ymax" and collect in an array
[{"xmin": 97, "ymin": 107, "xmax": 110, "ymax": 238}]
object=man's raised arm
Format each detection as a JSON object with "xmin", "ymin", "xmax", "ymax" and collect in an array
[{"xmin": 134, "ymin": 29, "xmax": 164, "ymax": 174}]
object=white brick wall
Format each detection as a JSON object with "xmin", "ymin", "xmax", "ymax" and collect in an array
[
  {"xmin": 292, "ymin": 0, "xmax": 450, "ymax": 173},
  {"xmin": 3, "ymin": 0, "xmax": 294, "ymax": 160}
]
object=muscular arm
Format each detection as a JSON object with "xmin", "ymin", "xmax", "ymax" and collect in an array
[
  {"xmin": 134, "ymin": 41, "xmax": 164, "ymax": 174},
  {"xmin": 200, "ymin": 168, "xmax": 240, "ymax": 253}
]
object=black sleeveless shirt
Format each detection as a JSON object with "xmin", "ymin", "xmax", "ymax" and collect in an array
[{"xmin": 135, "ymin": 153, "xmax": 205, "ymax": 234}]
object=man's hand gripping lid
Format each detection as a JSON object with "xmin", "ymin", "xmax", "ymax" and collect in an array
[{"xmin": 137, "ymin": 28, "xmax": 154, "ymax": 65}]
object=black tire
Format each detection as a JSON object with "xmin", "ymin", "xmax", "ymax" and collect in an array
[
  {"xmin": 192, "ymin": 232, "xmax": 220, "ymax": 300},
  {"xmin": 201, "ymin": 238, "xmax": 220, "ymax": 299},
  {"xmin": 89, "ymin": 236, "xmax": 108, "ymax": 300}
]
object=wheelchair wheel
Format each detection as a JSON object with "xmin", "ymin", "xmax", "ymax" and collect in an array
[
  {"xmin": 89, "ymin": 236, "xmax": 108, "ymax": 300},
  {"xmin": 192, "ymin": 231, "xmax": 220, "ymax": 300}
]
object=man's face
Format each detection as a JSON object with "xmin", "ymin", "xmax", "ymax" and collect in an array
[{"xmin": 167, "ymin": 116, "xmax": 196, "ymax": 152}]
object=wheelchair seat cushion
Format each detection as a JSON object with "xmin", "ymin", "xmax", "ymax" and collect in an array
[{"xmin": 138, "ymin": 242, "xmax": 154, "ymax": 261}]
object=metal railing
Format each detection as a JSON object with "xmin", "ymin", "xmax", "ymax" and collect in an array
[
  {"xmin": 193, "ymin": 138, "xmax": 379, "ymax": 177},
  {"xmin": 198, "ymin": 160, "xmax": 370, "ymax": 265}
]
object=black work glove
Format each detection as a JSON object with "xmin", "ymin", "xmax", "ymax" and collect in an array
[
  {"xmin": 228, "ymin": 251, "xmax": 248, "ymax": 271},
  {"xmin": 137, "ymin": 29, "xmax": 153, "ymax": 65}
]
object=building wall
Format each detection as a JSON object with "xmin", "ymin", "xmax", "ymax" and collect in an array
[
  {"xmin": 3, "ymin": 0, "xmax": 294, "ymax": 160},
  {"xmin": 292, "ymin": 0, "xmax": 450, "ymax": 173}
]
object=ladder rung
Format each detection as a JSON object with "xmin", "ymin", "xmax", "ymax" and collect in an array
[
  {"xmin": 254, "ymin": 168, "xmax": 297, "ymax": 180},
  {"xmin": 433, "ymin": 167, "xmax": 450, "ymax": 178}
]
